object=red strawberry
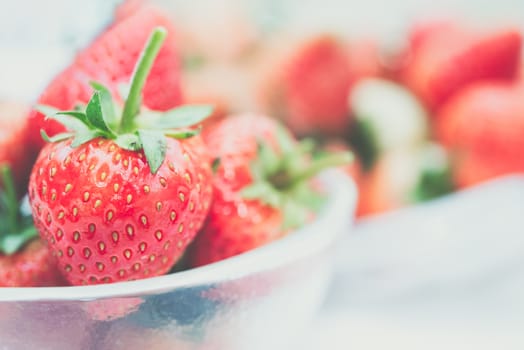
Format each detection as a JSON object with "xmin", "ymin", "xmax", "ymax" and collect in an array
[
  {"xmin": 26, "ymin": 2, "xmax": 182, "ymax": 156},
  {"xmin": 403, "ymin": 24, "xmax": 522, "ymax": 111},
  {"xmin": 29, "ymin": 28, "xmax": 213, "ymax": 285},
  {"xmin": 188, "ymin": 114, "xmax": 351, "ymax": 267},
  {"xmin": 0, "ymin": 166, "xmax": 63, "ymax": 287},
  {"xmin": 437, "ymin": 81, "xmax": 524, "ymax": 188},
  {"xmin": 0, "ymin": 101, "xmax": 33, "ymax": 196},
  {"xmin": 266, "ymin": 35, "xmax": 353, "ymax": 136}
]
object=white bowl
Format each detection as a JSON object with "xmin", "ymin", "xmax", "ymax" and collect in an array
[{"xmin": 0, "ymin": 170, "xmax": 356, "ymax": 350}]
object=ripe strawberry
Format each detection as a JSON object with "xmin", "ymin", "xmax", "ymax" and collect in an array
[
  {"xmin": 437, "ymin": 81, "xmax": 524, "ymax": 188},
  {"xmin": 357, "ymin": 144, "xmax": 453, "ymax": 217},
  {"xmin": 0, "ymin": 101, "xmax": 33, "ymax": 196},
  {"xmin": 26, "ymin": 2, "xmax": 182, "ymax": 156},
  {"xmin": 188, "ymin": 114, "xmax": 351, "ymax": 267},
  {"xmin": 29, "ymin": 28, "xmax": 213, "ymax": 285},
  {"xmin": 403, "ymin": 24, "xmax": 522, "ymax": 111},
  {"xmin": 0, "ymin": 166, "xmax": 63, "ymax": 287},
  {"xmin": 266, "ymin": 35, "xmax": 353, "ymax": 136}
]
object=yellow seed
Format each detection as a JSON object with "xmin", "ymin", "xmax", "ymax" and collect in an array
[
  {"xmin": 79, "ymin": 264, "xmax": 86, "ymax": 273},
  {"xmin": 159, "ymin": 177, "xmax": 167, "ymax": 187},
  {"xmin": 100, "ymin": 172, "xmax": 107, "ymax": 181},
  {"xmin": 42, "ymin": 185, "xmax": 47, "ymax": 195},
  {"xmin": 94, "ymin": 199, "xmax": 102, "ymax": 209},
  {"xmin": 64, "ymin": 264, "xmax": 72, "ymax": 272},
  {"xmin": 143, "ymin": 185, "xmax": 150, "ymax": 193},
  {"xmin": 57, "ymin": 211, "xmax": 65, "ymax": 220},
  {"xmin": 178, "ymin": 223, "xmax": 184, "ymax": 233},
  {"xmin": 184, "ymin": 172, "xmax": 192, "ymax": 184},
  {"xmin": 133, "ymin": 263, "xmax": 141, "ymax": 271},
  {"xmin": 64, "ymin": 156, "xmax": 71, "ymax": 165},
  {"xmin": 111, "ymin": 256, "xmax": 118, "ymax": 264},
  {"xmin": 177, "ymin": 241, "xmax": 183, "ymax": 249},
  {"xmin": 46, "ymin": 213, "xmax": 52, "ymax": 224},
  {"xmin": 133, "ymin": 166, "xmax": 139, "ymax": 175},
  {"xmin": 73, "ymin": 231, "xmax": 80, "ymax": 243},
  {"xmin": 72, "ymin": 207, "xmax": 78, "ymax": 217},
  {"xmin": 155, "ymin": 202, "xmax": 162, "ymax": 212},
  {"xmin": 96, "ymin": 262, "xmax": 105, "ymax": 272},
  {"xmin": 109, "ymin": 144, "xmax": 116, "ymax": 152},
  {"xmin": 113, "ymin": 183, "xmax": 120, "ymax": 192},
  {"xmin": 169, "ymin": 211, "xmax": 177, "ymax": 222},
  {"xmin": 126, "ymin": 225, "xmax": 134, "ymax": 238},
  {"xmin": 89, "ymin": 163, "xmax": 95, "ymax": 171},
  {"xmin": 83, "ymin": 191, "xmax": 90, "ymax": 201},
  {"xmin": 183, "ymin": 153, "xmax": 190, "ymax": 162},
  {"xmin": 78, "ymin": 153, "xmax": 86, "ymax": 162},
  {"xmin": 140, "ymin": 215, "xmax": 148, "ymax": 227},
  {"xmin": 56, "ymin": 229, "xmax": 64, "ymax": 240},
  {"xmin": 189, "ymin": 201, "xmax": 194, "ymax": 211},
  {"xmin": 98, "ymin": 241, "xmax": 106, "ymax": 253},
  {"xmin": 126, "ymin": 194, "xmax": 133, "ymax": 204},
  {"xmin": 83, "ymin": 248, "xmax": 91, "ymax": 259},
  {"xmin": 118, "ymin": 269, "xmax": 125, "ymax": 278},
  {"xmin": 178, "ymin": 192, "xmax": 185, "ymax": 202},
  {"xmin": 49, "ymin": 167, "xmax": 57, "ymax": 177},
  {"xmin": 123, "ymin": 159, "xmax": 129, "ymax": 167},
  {"xmin": 164, "ymin": 241, "xmax": 170, "ymax": 250},
  {"xmin": 88, "ymin": 223, "xmax": 96, "ymax": 233},
  {"xmin": 111, "ymin": 231, "xmax": 119, "ymax": 243},
  {"xmin": 64, "ymin": 183, "xmax": 73, "ymax": 193},
  {"xmin": 154, "ymin": 230, "xmax": 163, "ymax": 241},
  {"xmin": 106, "ymin": 210, "xmax": 114, "ymax": 222},
  {"xmin": 149, "ymin": 254, "xmax": 156, "ymax": 262},
  {"xmin": 98, "ymin": 139, "xmax": 105, "ymax": 146},
  {"xmin": 139, "ymin": 242, "xmax": 147, "ymax": 252},
  {"xmin": 67, "ymin": 247, "xmax": 74, "ymax": 257},
  {"xmin": 123, "ymin": 249, "xmax": 132, "ymax": 260},
  {"xmin": 161, "ymin": 256, "xmax": 169, "ymax": 265},
  {"xmin": 51, "ymin": 191, "xmax": 57, "ymax": 201},
  {"xmin": 57, "ymin": 250, "xmax": 63, "ymax": 257}
]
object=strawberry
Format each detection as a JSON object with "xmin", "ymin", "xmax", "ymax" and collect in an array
[
  {"xmin": 403, "ymin": 24, "xmax": 522, "ymax": 111},
  {"xmin": 26, "ymin": 2, "xmax": 182, "ymax": 157},
  {"xmin": 28, "ymin": 28, "xmax": 213, "ymax": 285},
  {"xmin": 357, "ymin": 144, "xmax": 453, "ymax": 217},
  {"xmin": 188, "ymin": 114, "xmax": 351, "ymax": 267},
  {"xmin": 0, "ymin": 166, "xmax": 63, "ymax": 287},
  {"xmin": 266, "ymin": 35, "xmax": 353, "ymax": 136},
  {"xmin": 0, "ymin": 101, "xmax": 33, "ymax": 196},
  {"xmin": 436, "ymin": 81, "xmax": 524, "ymax": 188}
]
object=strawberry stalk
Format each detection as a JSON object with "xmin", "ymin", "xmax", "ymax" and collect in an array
[
  {"xmin": 285, "ymin": 152, "xmax": 353, "ymax": 188},
  {"xmin": 120, "ymin": 27, "xmax": 167, "ymax": 133},
  {"xmin": 37, "ymin": 27, "xmax": 213, "ymax": 174}
]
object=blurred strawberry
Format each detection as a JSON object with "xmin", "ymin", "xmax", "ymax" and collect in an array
[
  {"xmin": 403, "ymin": 23, "xmax": 522, "ymax": 111},
  {"xmin": 265, "ymin": 35, "xmax": 353, "ymax": 136},
  {"xmin": 348, "ymin": 78, "xmax": 429, "ymax": 170},
  {"xmin": 437, "ymin": 81, "xmax": 524, "ymax": 188},
  {"xmin": 0, "ymin": 101, "xmax": 32, "ymax": 195},
  {"xmin": 27, "ymin": 2, "xmax": 182, "ymax": 156},
  {"xmin": 357, "ymin": 144, "xmax": 453, "ymax": 217}
]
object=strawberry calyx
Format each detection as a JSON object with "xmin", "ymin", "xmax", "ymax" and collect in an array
[
  {"xmin": 36, "ymin": 27, "xmax": 212, "ymax": 174},
  {"xmin": 0, "ymin": 165, "xmax": 38, "ymax": 255},
  {"xmin": 241, "ymin": 126, "xmax": 353, "ymax": 229}
]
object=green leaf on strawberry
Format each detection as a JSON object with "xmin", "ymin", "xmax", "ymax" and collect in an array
[
  {"xmin": 0, "ymin": 165, "xmax": 37, "ymax": 255},
  {"xmin": 36, "ymin": 27, "xmax": 213, "ymax": 175}
]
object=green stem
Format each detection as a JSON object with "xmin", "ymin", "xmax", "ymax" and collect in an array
[
  {"xmin": 288, "ymin": 152, "xmax": 353, "ymax": 187},
  {"xmin": 1, "ymin": 166, "xmax": 19, "ymax": 233},
  {"xmin": 119, "ymin": 27, "xmax": 167, "ymax": 133}
]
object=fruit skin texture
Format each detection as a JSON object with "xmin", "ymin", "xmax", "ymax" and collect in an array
[
  {"xmin": 0, "ymin": 239, "xmax": 64, "ymax": 287},
  {"xmin": 29, "ymin": 136, "xmax": 212, "ymax": 285},
  {"xmin": 190, "ymin": 115, "xmax": 288, "ymax": 267},
  {"xmin": 0, "ymin": 102, "xmax": 33, "ymax": 195},
  {"xmin": 437, "ymin": 81, "xmax": 524, "ymax": 188},
  {"xmin": 403, "ymin": 25, "xmax": 522, "ymax": 111},
  {"xmin": 26, "ymin": 3, "xmax": 182, "ymax": 155}
]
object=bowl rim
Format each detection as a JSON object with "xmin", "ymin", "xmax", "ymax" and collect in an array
[{"xmin": 0, "ymin": 170, "xmax": 356, "ymax": 302}]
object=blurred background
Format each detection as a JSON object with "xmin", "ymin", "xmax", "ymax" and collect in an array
[{"xmin": 2, "ymin": 0, "xmax": 524, "ymax": 348}]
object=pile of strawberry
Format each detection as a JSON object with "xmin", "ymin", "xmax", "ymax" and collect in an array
[
  {"xmin": 0, "ymin": 3, "xmax": 350, "ymax": 287},
  {"xmin": 246, "ymin": 19, "xmax": 523, "ymax": 216}
]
